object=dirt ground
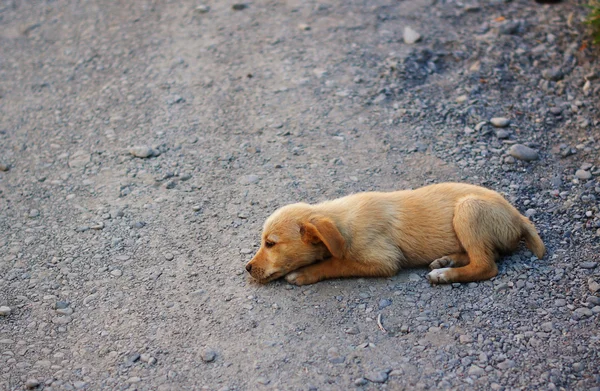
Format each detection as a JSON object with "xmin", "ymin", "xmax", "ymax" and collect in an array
[{"xmin": 1, "ymin": 0, "xmax": 599, "ymax": 390}]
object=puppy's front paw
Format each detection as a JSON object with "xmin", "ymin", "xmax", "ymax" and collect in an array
[
  {"xmin": 429, "ymin": 256, "xmax": 454, "ymax": 270},
  {"xmin": 427, "ymin": 268, "xmax": 451, "ymax": 285},
  {"xmin": 285, "ymin": 270, "xmax": 317, "ymax": 286}
]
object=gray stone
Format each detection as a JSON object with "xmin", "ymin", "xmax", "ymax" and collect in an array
[
  {"xmin": 542, "ymin": 67, "xmax": 563, "ymax": 81},
  {"xmin": 497, "ymin": 360, "xmax": 516, "ymax": 370},
  {"xmin": 575, "ymin": 170, "xmax": 592, "ymax": 180},
  {"xmin": 378, "ymin": 299, "xmax": 392, "ymax": 309},
  {"xmin": 459, "ymin": 334, "xmax": 473, "ymax": 344},
  {"xmin": 589, "ymin": 279, "xmax": 600, "ymax": 294},
  {"xmin": 25, "ymin": 378, "xmax": 40, "ymax": 389},
  {"xmin": 201, "ymin": 348, "xmax": 217, "ymax": 362},
  {"xmin": 29, "ymin": 209, "xmax": 40, "ymax": 218},
  {"xmin": 468, "ymin": 365, "xmax": 485, "ymax": 376},
  {"xmin": 554, "ymin": 299, "xmax": 567, "ymax": 307},
  {"xmin": 508, "ymin": 144, "xmax": 539, "ymax": 161},
  {"xmin": 68, "ymin": 150, "xmax": 91, "ymax": 168},
  {"xmin": 0, "ymin": 162, "xmax": 9, "ymax": 171},
  {"xmin": 403, "ymin": 27, "xmax": 421, "ymax": 44},
  {"xmin": 580, "ymin": 262, "xmax": 597, "ymax": 269},
  {"xmin": 129, "ymin": 146, "xmax": 159, "ymax": 158},
  {"xmin": 54, "ymin": 301, "xmax": 70, "ymax": 310},
  {"xmin": 541, "ymin": 322, "xmax": 553, "ymax": 332},
  {"xmin": 0, "ymin": 306, "xmax": 11, "ymax": 316},
  {"xmin": 354, "ymin": 378, "xmax": 368, "ymax": 386},
  {"xmin": 164, "ymin": 253, "xmax": 174, "ymax": 261},
  {"xmin": 365, "ymin": 371, "xmax": 389, "ymax": 383},
  {"xmin": 111, "ymin": 269, "xmax": 123, "ymax": 277},
  {"xmin": 587, "ymin": 296, "xmax": 600, "ymax": 305},
  {"xmin": 490, "ymin": 117, "xmax": 510, "ymax": 128},
  {"xmin": 572, "ymin": 307, "xmax": 593, "ymax": 320},
  {"xmin": 194, "ymin": 5, "xmax": 210, "ymax": 13},
  {"xmin": 495, "ymin": 129, "xmax": 510, "ymax": 139}
]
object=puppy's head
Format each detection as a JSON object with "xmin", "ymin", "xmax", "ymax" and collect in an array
[{"xmin": 246, "ymin": 203, "xmax": 346, "ymax": 283}]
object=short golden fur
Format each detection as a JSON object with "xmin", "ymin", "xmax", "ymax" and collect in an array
[{"xmin": 246, "ymin": 183, "xmax": 545, "ymax": 285}]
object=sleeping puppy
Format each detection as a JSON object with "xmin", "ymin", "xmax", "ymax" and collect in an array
[{"xmin": 245, "ymin": 182, "xmax": 545, "ymax": 286}]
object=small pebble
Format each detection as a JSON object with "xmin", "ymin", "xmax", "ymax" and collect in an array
[
  {"xmin": 365, "ymin": 371, "xmax": 389, "ymax": 383},
  {"xmin": 490, "ymin": 117, "xmax": 510, "ymax": 128},
  {"xmin": 575, "ymin": 170, "xmax": 592, "ymax": 180},
  {"xmin": 0, "ymin": 306, "xmax": 11, "ymax": 316},
  {"xmin": 0, "ymin": 162, "xmax": 9, "ymax": 171},
  {"xmin": 495, "ymin": 129, "xmax": 510, "ymax": 139},
  {"xmin": 542, "ymin": 67, "xmax": 563, "ymax": 81},
  {"xmin": 508, "ymin": 144, "xmax": 539, "ymax": 161},
  {"xmin": 201, "ymin": 348, "xmax": 217, "ymax": 362},
  {"xmin": 298, "ymin": 23, "xmax": 311, "ymax": 31},
  {"xmin": 403, "ymin": 27, "xmax": 421, "ymax": 44},
  {"xmin": 194, "ymin": 5, "xmax": 210, "ymax": 13},
  {"xmin": 354, "ymin": 378, "xmax": 368, "ymax": 386},
  {"xmin": 164, "ymin": 253, "xmax": 174, "ymax": 261},
  {"xmin": 111, "ymin": 269, "xmax": 123, "ymax": 277},
  {"xmin": 580, "ymin": 262, "xmax": 597, "ymax": 269},
  {"xmin": 232, "ymin": 3, "xmax": 247, "ymax": 10},
  {"xmin": 29, "ymin": 209, "xmax": 40, "ymax": 218},
  {"xmin": 129, "ymin": 146, "xmax": 159, "ymax": 158},
  {"xmin": 25, "ymin": 378, "xmax": 40, "ymax": 389}
]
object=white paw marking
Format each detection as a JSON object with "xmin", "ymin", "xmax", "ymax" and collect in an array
[
  {"xmin": 285, "ymin": 271, "xmax": 300, "ymax": 284},
  {"xmin": 427, "ymin": 268, "xmax": 451, "ymax": 284}
]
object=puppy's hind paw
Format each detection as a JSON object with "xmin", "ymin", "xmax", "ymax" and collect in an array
[
  {"xmin": 429, "ymin": 256, "xmax": 454, "ymax": 270},
  {"xmin": 427, "ymin": 268, "xmax": 451, "ymax": 285}
]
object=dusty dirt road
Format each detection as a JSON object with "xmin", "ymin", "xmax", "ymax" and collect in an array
[{"xmin": 1, "ymin": 0, "xmax": 599, "ymax": 390}]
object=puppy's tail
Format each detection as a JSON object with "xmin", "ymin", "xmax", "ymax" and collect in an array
[{"xmin": 521, "ymin": 216, "xmax": 545, "ymax": 259}]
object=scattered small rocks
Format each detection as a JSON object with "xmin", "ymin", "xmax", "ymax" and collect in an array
[
  {"xmin": 129, "ymin": 146, "xmax": 160, "ymax": 158},
  {"xmin": 0, "ymin": 306, "xmax": 11, "ymax": 316},
  {"xmin": 508, "ymin": 144, "xmax": 539, "ymax": 161},
  {"xmin": 403, "ymin": 27, "xmax": 421, "ymax": 44},
  {"xmin": 490, "ymin": 117, "xmax": 510, "ymax": 128}
]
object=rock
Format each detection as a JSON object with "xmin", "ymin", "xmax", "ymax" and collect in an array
[
  {"xmin": 580, "ymin": 262, "xmax": 597, "ymax": 269},
  {"xmin": 541, "ymin": 322, "xmax": 554, "ymax": 332},
  {"xmin": 554, "ymin": 299, "xmax": 567, "ymax": 307},
  {"xmin": 68, "ymin": 150, "xmax": 91, "ymax": 168},
  {"xmin": 125, "ymin": 353, "xmax": 141, "ymax": 367},
  {"xmin": 354, "ymin": 378, "xmax": 368, "ymax": 386},
  {"xmin": 239, "ymin": 174, "xmax": 260, "ymax": 185},
  {"xmin": 587, "ymin": 296, "xmax": 600, "ymax": 305},
  {"xmin": 575, "ymin": 170, "xmax": 592, "ymax": 180},
  {"xmin": 327, "ymin": 347, "xmax": 345, "ymax": 364},
  {"xmin": 508, "ymin": 144, "xmax": 539, "ymax": 161},
  {"xmin": 459, "ymin": 334, "xmax": 473, "ymax": 344},
  {"xmin": 490, "ymin": 117, "xmax": 510, "ymax": 128},
  {"xmin": 83, "ymin": 293, "xmax": 98, "ymax": 305},
  {"xmin": 572, "ymin": 307, "xmax": 593, "ymax": 320},
  {"xmin": 298, "ymin": 23, "xmax": 311, "ymax": 31},
  {"xmin": 378, "ymin": 299, "xmax": 392, "ymax": 309},
  {"xmin": 111, "ymin": 269, "xmax": 123, "ymax": 277},
  {"xmin": 164, "ymin": 253, "xmax": 174, "ymax": 261},
  {"xmin": 256, "ymin": 377, "xmax": 270, "ymax": 385},
  {"xmin": 0, "ymin": 162, "xmax": 9, "ymax": 171},
  {"xmin": 497, "ymin": 360, "xmax": 516, "ymax": 370},
  {"xmin": 240, "ymin": 248, "xmax": 253, "ymax": 254},
  {"xmin": 232, "ymin": 3, "xmax": 246, "ymax": 10},
  {"xmin": 52, "ymin": 315, "xmax": 72, "ymax": 325},
  {"xmin": 365, "ymin": 371, "xmax": 389, "ymax": 383},
  {"xmin": 201, "ymin": 348, "xmax": 217, "ymax": 362},
  {"xmin": 589, "ymin": 279, "xmax": 600, "ymax": 294},
  {"xmin": 495, "ymin": 129, "xmax": 510, "ymax": 139},
  {"xmin": 403, "ymin": 27, "xmax": 421, "ymax": 44},
  {"xmin": 194, "ymin": 5, "xmax": 210, "ymax": 13},
  {"xmin": 0, "ymin": 306, "xmax": 11, "ymax": 316},
  {"xmin": 468, "ymin": 365, "xmax": 485, "ymax": 376},
  {"xmin": 25, "ymin": 378, "xmax": 40, "ymax": 389},
  {"xmin": 129, "ymin": 146, "xmax": 159, "ymax": 158},
  {"xmin": 29, "ymin": 209, "xmax": 40, "ymax": 218},
  {"xmin": 345, "ymin": 326, "xmax": 360, "ymax": 335},
  {"xmin": 542, "ymin": 67, "xmax": 563, "ymax": 81}
]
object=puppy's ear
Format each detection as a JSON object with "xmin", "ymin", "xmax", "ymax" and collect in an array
[{"xmin": 300, "ymin": 217, "xmax": 346, "ymax": 259}]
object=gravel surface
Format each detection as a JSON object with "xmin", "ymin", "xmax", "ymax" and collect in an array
[{"xmin": 1, "ymin": 0, "xmax": 599, "ymax": 390}]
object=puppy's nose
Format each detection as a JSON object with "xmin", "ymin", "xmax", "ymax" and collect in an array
[{"xmin": 245, "ymin": 264, "xmax": 252, "ymax": 273}]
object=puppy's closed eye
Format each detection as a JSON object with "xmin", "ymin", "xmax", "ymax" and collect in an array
[{"xmin": 265, "ymin": 240, "xmax": 276, "ymax": 248}]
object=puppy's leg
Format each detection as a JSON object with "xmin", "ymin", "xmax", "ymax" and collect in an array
[
  {"xmin": 428, "ymin": 196, "xmax": 507, "ymax": 284},
  {"xmin": 429, "ymin": 253, "xmax": 470, "ymax": 270},
  {"xmin": 286, "ymin": 258, "xmax": 397, "ymax": 286}
]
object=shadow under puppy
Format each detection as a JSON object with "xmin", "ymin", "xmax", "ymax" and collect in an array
[{"xmin": 246, "ymin": 182, "xmax": 545, "ymax": 286}]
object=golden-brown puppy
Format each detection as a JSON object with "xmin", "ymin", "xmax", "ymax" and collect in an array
[{"xmin": 246, "ymin": 183, "xmax": 545, "ymax": 285}]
